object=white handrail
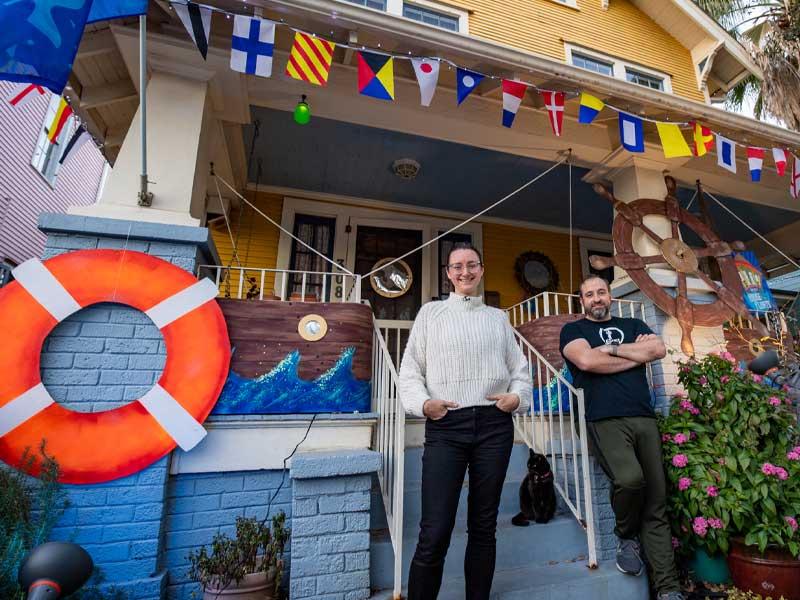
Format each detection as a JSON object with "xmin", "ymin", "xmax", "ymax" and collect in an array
[
  {"xmin": 511, "ymin": 330, "xmax": 598, "ymax": 568},
  {"xmin": 372, "ymin": 319, "xmax": 405, "ymax": 598},
  {"xmin": 196, "ymin": 265, "xmax": 361, "ymax": 303},
  {"xmin": 506, "ymin": 291, "xmax": 645, "ymax": 327}
]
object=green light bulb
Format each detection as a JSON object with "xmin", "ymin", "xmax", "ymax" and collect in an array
[{"xmin": 294, "ymin": 96, "xmax": 310, "ymax": 125}]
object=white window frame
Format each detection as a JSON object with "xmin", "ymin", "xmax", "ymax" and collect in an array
[
  {"xmin": 564, "ymin": 43, "xmax": 673, "ymax": 94},
  {"xmin": 30, "ymin": 94, "xmax": 74, "ymax": 187},
  {"xmin": 546, "ymin": 0, "xmax": 579, "ymax": 9},
  {"xmin": 387, "ymin": 0, "xmax": 469, "ymax": 33}
]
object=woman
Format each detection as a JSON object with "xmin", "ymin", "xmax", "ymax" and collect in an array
[{"xmin": 398, "ymin": 243, "xmax": 532, "ymax": 600}]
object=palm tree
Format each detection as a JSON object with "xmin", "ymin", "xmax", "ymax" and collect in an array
[{"xmin": 694, "ymin": 0, "xmax": 800, "ymax": 130}]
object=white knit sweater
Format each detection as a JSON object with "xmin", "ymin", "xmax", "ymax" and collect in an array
[{"xmin": 398, "ymin": 293, "xmax": 532, "ymax": 418}]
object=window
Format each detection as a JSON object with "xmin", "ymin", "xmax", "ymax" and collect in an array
[
  {"xmin": 571, "ymin": 52, "xmax": 613, "ymax": 77},
  {"xmin": 438, "ymin": 232, "xmax": 472, "ymax": 299},
  {"xmin": 341, "ymin": 0, "xmax": 387, "ymax": 9},
  {"xmin": 0, "ymin": 262, "xmax": 13, "ymax": 288},
  {"xmin": 626, "ymin": 68, "xmax": 664, "ymax": 91},
  {"xmin": 403, "ymin": 3, "xmax": 458, "ymax": 31},
  {"xmin": 31, "ymin": 94, "xmax": 73, "ymax": 186},
  {"xmin": 288, "ymin": 214, "xmax": 337, "ymax": 301}
]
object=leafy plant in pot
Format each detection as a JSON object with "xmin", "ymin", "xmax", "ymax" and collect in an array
[
  {"xmin": 659, "ymin": 352, "xmax": 800, "ymax": 598},
  {"xmin": 187, "ymin": 512, "xmax": 289, "ymax": 599}
]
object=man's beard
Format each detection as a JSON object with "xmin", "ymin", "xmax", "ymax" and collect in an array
[{"xmin": 588, "ymin": 303, "xmax": 610, "ymax": 319}]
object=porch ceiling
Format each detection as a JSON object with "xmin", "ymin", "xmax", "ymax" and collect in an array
[{"xmin": 245, "ymin": 107, "xmax": 800, "ymax": 247}]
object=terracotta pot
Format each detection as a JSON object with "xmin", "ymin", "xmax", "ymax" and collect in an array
[
  {"xmin": 202, "ymin": 568, "xmax": 276, "ymax": 599},
  {"xmin": 727, "ymin": 537, "xmax": 800, "ymax": 600}
]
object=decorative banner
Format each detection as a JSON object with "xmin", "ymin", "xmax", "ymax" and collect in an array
[
  {"xmin": 540, "ymin": 91, "xmax": 565, "ymax": 136},
  {"xmin": 691, "ymin": 122, "xmax": 714, "ymax": 157},
  {"xmin": 717, "ymin": 134, "xmax": 737, "ymax": 173},
  {"xmin": 501, "ymin": 79, "xmax": 527, "ymax": 128},
  {"xmin": 285, "ymin": 32, "xmax": 334, "ymax": 86},
  {"xmin": 357, "ymin": 51, "xmax": 394, "ymax": 101},
  {"xmin": 6, "ymin": 83, "xmax": 46, "ymax": 107},
  {"xmin": 47, "ymin": 98, "xmax": 73, "ymax": 143},
  {"xmin": 231, "ymin": 16, "xmax": 275, "ymax": 77},
  {"xmin": 87, "ymin": 0, "xmax": 148, "ymax": 23},
  {"xmin": 59, "ymin": 126, "xmax": 91, "ymax": 166},
  {"xmin": 411, "ymin": 58, "xmax": 439, "ymax": 106},
  {"xmin": 747, "ymin": 147, "xmax": 765, "ymax": 182},
  {"xmin": 656, "ymin": 122, "xmax": 692, "ymax": 158},
  {"xmin": 618, "ymin": 112, "xmax": 644, "ymax": 152},
  {"xmin": 734, "ymin": 251, "xmax": 778, "ymax": 312},
  {"xmin": 774, "ymin": 148, "xmax": 788, "ymax": 176},
  {"xmin": 578, "ymin": 92, "xmax": 604, "ymax": 124},
  {"xmin": 0, "ymin": 0, "xmax": 94, "ymax": 93},
  {"xmin": 456, "ymin": 67, "xmax": 484, "ymax": 105},
  {"xmin": 174, "ymin": 2, "xmax": 212, "ymax": 60}
]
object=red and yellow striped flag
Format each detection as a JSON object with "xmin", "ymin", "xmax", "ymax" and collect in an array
[
  {"xmin": 48, "ymin": 97, "xmax": 73, "ymax": 143},
  {"xmin": 691, "ymin": 121, "xmax": 714, "ymax": 157},
  {"xmin": 285, "ymin": 32, "xmax": 335, "ymax": 86}
]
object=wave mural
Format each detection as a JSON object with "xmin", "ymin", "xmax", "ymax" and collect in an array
[
  {"xmin": 531, "ymin": 365, "xmax": 572, "ymax": 414},
  {"xmin": 212, "ymin": 347, "xmax": 371, "ymax": 414}
]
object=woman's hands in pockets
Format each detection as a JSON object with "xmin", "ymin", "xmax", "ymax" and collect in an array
[
  {"xmin": 423, "ymin": 399, "xmax": 460, "ymax": 420},
  {"xmin": 487, "ymin": 393, "xmax": 520, "ymax": 413}
]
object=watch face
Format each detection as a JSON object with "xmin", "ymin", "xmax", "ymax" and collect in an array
[{"xmin": 524, "ymin": 261, "xmax": 550, "ymax": 289}]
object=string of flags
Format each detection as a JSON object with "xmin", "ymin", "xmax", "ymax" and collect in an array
[{"xmin": 165, "ymin": 0, "xmax": 799, "ymax": 198}]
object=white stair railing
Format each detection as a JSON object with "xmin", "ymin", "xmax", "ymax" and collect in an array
[
  {"xmin": 506, "ymin": 291, "xmax": 646, "ymax": 327},
  {"xmin": 372, "ymin": 319, "xmax": 405, "ymax": 599},
  {"xmin": 511, "ymin": 330, "xmax": 598, "ymax": 567}
]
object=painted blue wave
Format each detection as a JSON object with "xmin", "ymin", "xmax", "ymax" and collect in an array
[{"xmin": 212, "ymin": 347, "xmax": 370, "ymax": 414}]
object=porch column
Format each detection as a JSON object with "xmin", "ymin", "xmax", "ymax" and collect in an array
[{"xmin": 70, "ymin": 70, "xmax": 212, "ymax": 227}]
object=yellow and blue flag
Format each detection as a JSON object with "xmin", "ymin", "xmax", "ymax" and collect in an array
[
  {"xmin": 357, "ymin": 51, "xmax": 394, "ymax": 101},
  {"xmin": 0, "ymin": 0, "xmax": 94, "ymax": 93},
  {"xmin": 578, "ymin": 92, "xmax": 604, "ymax": 124}
]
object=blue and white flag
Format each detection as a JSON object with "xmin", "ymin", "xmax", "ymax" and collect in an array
[
  {"xmin": 0, "ymin": 0, "xmax": 94, "ymax": 93},
  {"xmin": 87, "ymin": 0, "xmax": 148, "ymax": 23},
  {"xmin": 456, "ymin": 67, "xmax": 484, "ymax": 105},
  {"xmin": 717, "ymin": 134, "xmax": 737, "ymax": 174},
  {"xmin": 230, "ymin": 15, "xmax": 275, "ymax": 78},
  {"xmin": 618, "ymin": 112, "xmax": 644, "ymax": 153}
]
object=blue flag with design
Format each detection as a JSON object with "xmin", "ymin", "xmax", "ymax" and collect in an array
[
  {"xmin": 87, "ymin": 0, "xmax": 148, "ymax": 23},
  {"xmin": 0, "ymin": 0, "xmax": 94, "ymax": 93}
]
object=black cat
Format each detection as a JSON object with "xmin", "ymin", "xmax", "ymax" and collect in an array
[{"xmin": 511, "ymin": 450, "xmax": 556, "ymax": 526}]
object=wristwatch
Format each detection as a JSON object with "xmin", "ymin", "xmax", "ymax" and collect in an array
[{"xmin": 610, "ymin": 344, "xmax": 619, "ymax": 356}]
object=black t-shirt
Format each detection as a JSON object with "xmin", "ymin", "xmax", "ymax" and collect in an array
[{"xmin": 559, "ymin": 316, "xmax": 655, "ymax": 422}]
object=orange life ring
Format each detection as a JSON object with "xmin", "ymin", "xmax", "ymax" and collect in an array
[{"xmin": 0, "ymin": 249, "xmax": 230, "ymax": 484}]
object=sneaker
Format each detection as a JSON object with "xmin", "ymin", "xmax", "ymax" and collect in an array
[
  {"xmin": 615, "ymin": 538, "xmax": 644, "ymax": 576},
  {"xmin": 656, "ymin": 593, "xmax": 685, "ymax": 600}
]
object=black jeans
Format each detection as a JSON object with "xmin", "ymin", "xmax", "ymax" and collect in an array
[{"xmin": 408, "ymin": 406, "xmax": 514, "ymax": 600}]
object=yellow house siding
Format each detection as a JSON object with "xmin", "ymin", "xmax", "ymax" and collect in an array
[
  {"xmin": 453, "ymin": 0, "xmax": 705, "ymax": 102},
  {"xmin": 209, "ymin": 191, "xmax": 283, "ymax": 296},
  {"xmin": 482, "ymin": 223, "xmax": 588, "ymax": 309}
]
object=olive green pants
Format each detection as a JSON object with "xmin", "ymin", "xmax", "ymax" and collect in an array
[{"xmin": 587, "ymin": 416, "xmax": 680, "ymax": 594}]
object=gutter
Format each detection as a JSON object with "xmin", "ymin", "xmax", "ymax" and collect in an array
[{"xmin": 255, "ymin": 0, "xmax": 800, "ymax": 147}]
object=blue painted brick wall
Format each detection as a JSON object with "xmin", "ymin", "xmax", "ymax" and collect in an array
[{"xmin": 163, "ymin": 470, "xmax": 292, "ymax": 600}]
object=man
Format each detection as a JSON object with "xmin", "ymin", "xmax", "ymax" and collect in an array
[{"xmin": 559, "ymin": 275, "xmax": 683, "ymax": 600}]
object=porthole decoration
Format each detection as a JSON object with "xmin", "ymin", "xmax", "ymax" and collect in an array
[{"xmin": 298, "ymin": 314, "xmax": 328, "ymax": 341}]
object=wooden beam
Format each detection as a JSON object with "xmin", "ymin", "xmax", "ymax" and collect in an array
[
  {"xmin": 103, "ymin": 126, "xmax": 128, "ymax": 148},
  {"xmin": 77, "ymin": 29, "xmax": 117, "ymax": 59},
  {"xmin": 79, "ymin": 80, "xmax": 138, "ymax": 109}
]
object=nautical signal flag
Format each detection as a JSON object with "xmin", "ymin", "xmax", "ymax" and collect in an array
[
  {"xmin": 358, "ymin": 52, "xmax": 394, "ymax": 101},
  {"xmin": 792, "ymin": 156, "xmax": 800, "ymax": 199},
  {"xmin": 691, "ymin": 122, "xmax": 714, "ymax": 157},
  {"xmin": 747, "ymin": 147, "xmax": 765, "ymax": 182},
  {"xmin": 59, "ymin": 126, "xmax": 91, "ymax": 166},
  {"xmin": 6, "ymin": 83, "xmax": 46, "ymax": 107},
  {"xmin": 540, "ymin": 91, "xmax": 565, "ymax": 136},
  {"xmin": 717, "ymin": 135, "xmax": 737, "ymax": 173},
  {"xmin": 578, "ymin": 93, "xmax": 604, "ymax": 124},
  {"xmin": 285, "ymin": 32, "xmax": 335, "ymax": 86},
  {"xmin": 175, "ymin": 2, "xmax": 212, "ymax": 60},
  {"xmin": 618, "ymin": 112, "xmax": 644, "ymax": 153},
  {"xmin": 773, "ymin": 148, "xmax": 788, "ymax": 176},
  {"xmin": 656, "ymin": 122, "xmax": 691, "ymax": 158},
  {"xmin": 231, "ymin": 16, "xmax": 275, "ymax": 77},
  {"xmin": 501, "ymin": 80, "xmax": 527, "ymax": 128},
  {"xmin": 48, "ymin": 98, "xmax": 73, "ymax": 144},
  {"xmin": 456, "ymin": 68, "xmax": 484, "ymax": 105},
  {"xmin": 411, "ymin": 58, "xmax": 439, "ymax": 107}
]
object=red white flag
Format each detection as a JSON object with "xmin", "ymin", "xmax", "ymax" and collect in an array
[
  {"xmin": 791, "ymin": 155, "xmax": 800, "ymax": 200},
  {"xmin": 6, "ymin": 83, "xmax": 46, "ymax": 107},
  {"xmin": 773, "ymin": 148, "xmax": 789, "ymax": 177},
  {"xmin": 411, "ymin": 58, "xmax": 439, "ymax": 107},
  {"xmin": 540, "ymin": 90, "xmax": 565, "ymax": 136}
]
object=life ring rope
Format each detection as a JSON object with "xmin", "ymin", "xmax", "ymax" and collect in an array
[{"xmin": 0, "ymin": 257, "xmax": 222, "ymax": 452}]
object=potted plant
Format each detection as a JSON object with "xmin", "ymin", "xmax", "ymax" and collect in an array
[
  {"xmin": 187, "ymin": 512, "xmax": 289, "ymax": 599},
  {"xmin": 659, "ymin": 351, "xmax": 800, "ymax": 597}
]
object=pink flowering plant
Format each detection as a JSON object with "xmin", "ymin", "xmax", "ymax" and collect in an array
[{"xmin": 659, "ymin": 351, "xmax": 800, "ymax": 557}]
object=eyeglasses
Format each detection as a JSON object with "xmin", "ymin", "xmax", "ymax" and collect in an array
[{"xmin": 447, "ymin": 261, "xmax": 483, "ymax": 274}]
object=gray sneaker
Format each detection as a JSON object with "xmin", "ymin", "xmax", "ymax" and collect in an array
[
  {"xmin": 615, "ymin": 538, "xmax": 644, "ymax": 576},
  {"xmin": 657, "ymin": 593, "xmax": 686, "ymax": 600}
]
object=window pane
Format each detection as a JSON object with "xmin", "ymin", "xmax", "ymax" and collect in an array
[
  {"xmin": 403, "ymin": 3, "xmax": 458, "ymax": 31},
  {"xmin": 342, "ymin": 0, "xmax": 387, "ymax": 10},
  {"xmin": 625, "ymin": 69, "xmax": 664, "ymax": 90},
  {"xmin": 571, "ymin": 52, "xmax": 613, "ymax": 76}
]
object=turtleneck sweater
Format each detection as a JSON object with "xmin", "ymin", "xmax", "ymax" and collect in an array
[{"xmin": 398, "ymin": 292, "xmax": 532, "ymax": 418}]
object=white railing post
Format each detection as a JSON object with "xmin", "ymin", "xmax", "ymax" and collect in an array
[{"xmin": 576, "ymin": 389, "xmax": 598, "ymax": 567}]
